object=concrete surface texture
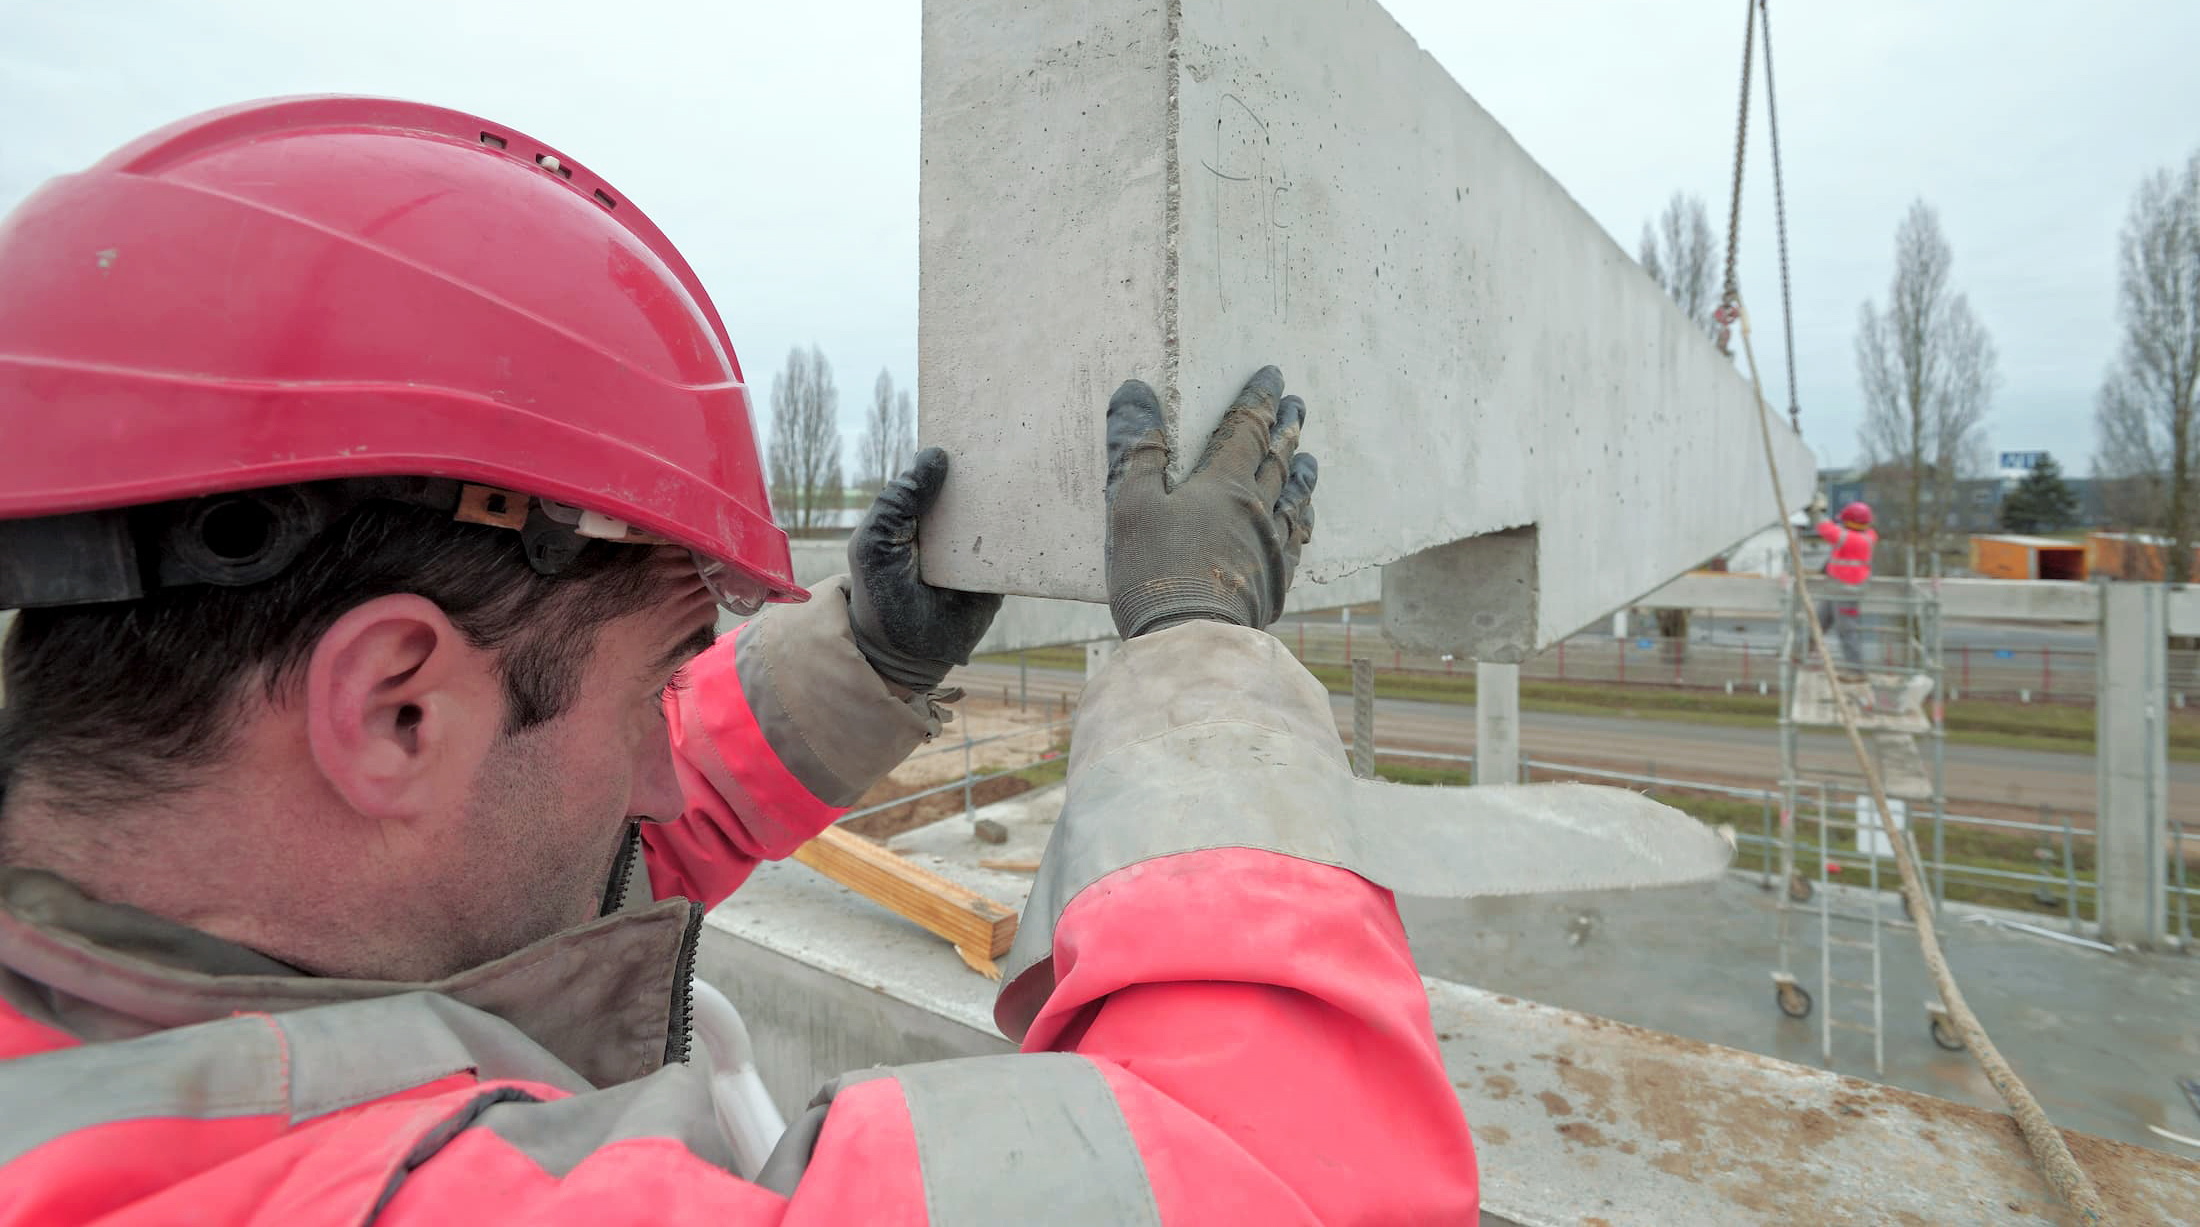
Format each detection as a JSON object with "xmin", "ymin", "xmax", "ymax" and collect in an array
[
  {"xmin": 917, "ymin": 0, "xmax": 1815, "ymax": 654},
  {"xmin": 704, "ymin": 792, "xmax": 2200, "ymax": 1222}
]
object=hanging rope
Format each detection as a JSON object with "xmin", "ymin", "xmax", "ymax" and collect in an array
[
  {"xmin": 1756, "ymin": 0, "xmax": 1802, "ymax": 429},
  {"xmin": 1714, "ymin": 0, "xmax": 1755, "ymax": 356}
]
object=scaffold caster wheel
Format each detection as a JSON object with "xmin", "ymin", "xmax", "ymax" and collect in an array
[
  {"xmin": 1775, "ymin": 980, "xmax": 1812, "ymax": 1019},
  {"xmin": 1788, "ymin": 874, "xmax": 1814, "ymax": 903},
  {"xmin": 1930, "ymin": 1016, "xmax": 1965, "ymax": 1052}
]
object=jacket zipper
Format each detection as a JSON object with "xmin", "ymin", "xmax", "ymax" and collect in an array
[
  {"xmin": 664, "ymin": 900, "xmax": 703, "ymax": 1066},
  {"xmin": 599, "ymin": 824, "xmax": 643, "ymax": 916}
]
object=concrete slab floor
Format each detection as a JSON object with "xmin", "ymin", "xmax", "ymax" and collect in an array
[
  {"xmin": 713, "ymin": 788, "xmax": 2200, "ymax": 1219},
  {"xmin": 1397, "ymin": 875, "xmax": 2200, "ymax": 1159}
]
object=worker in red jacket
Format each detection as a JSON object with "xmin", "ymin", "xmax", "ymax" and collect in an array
[
  {"xmin": 1812, "ymin": 497, "xmax": 1878, "ymax": 666},
  {"xmin": 0, "ymin": 98, "xmax": 1476, "ymax": 1222}
]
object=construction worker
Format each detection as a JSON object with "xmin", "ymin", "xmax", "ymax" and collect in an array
[
  {"xmin": 0, "ymin": 99, "xmax": 1476, "ymax": 1221},
  {"xmin": 1810, "ymin": 495, "xmax": 1878, "ymax": 666}
]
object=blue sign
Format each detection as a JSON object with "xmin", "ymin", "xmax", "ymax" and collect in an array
[
  {"xmin": 1636, "ymin": 638, "xmax": 1654, "ymax": 650},
  {"xmin": 1998, "ymin": 450, "xmax": 2047, "ymax": 472},
  {"xmin": 1992, "ymin": 648, "xmax": 2014, "ymax": 660}
]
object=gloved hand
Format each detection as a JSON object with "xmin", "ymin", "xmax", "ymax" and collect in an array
[
  {"xmin": 1105, "ymin": 365, "xmax": 1319, "ymax": 639},
  {"xmin": 847, "ymin": 448, "xmax": 1004, "ymax": 692}
]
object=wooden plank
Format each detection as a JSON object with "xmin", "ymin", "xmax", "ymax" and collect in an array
[
  {"xmin": 978, "ymin": 856, "xmax": 1042, "ymax": 874},
  {"xmin": 791, "ymin": 826, "xmax": 1019, "ymax": 967}
]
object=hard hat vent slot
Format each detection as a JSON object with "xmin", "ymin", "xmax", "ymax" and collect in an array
[
  {"xmin": 199, "ymin": 498, "xmax": 274, "ymax": 564},
  {"xmin": 593, "ymin": 189, "xmax": 617, "ymax": 210},
  {"xmin": 478, "ymin": 132, "xmax": 508, "ymax": 150}
]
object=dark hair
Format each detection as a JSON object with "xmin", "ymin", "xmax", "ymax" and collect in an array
[{"xmin": 0, "ymin": 499, "xmax": 671, "ymax": 812}]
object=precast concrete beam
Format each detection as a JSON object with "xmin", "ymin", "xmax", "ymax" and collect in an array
[
  {"xmin": 757, "ymin": 536, "xmax": 1378, "ymax": 654},
  {"xmin": 917, "ymin": 0, "xmax": 1814, "ymax": 656}
]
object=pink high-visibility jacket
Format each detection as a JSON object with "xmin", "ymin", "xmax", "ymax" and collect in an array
[
  {"xmin": 0, "ymin": 579, "xmax": 1478, "ymax": 1223},
  {"xmin": 1817, "ymin": 519, "xmax": 1877, "ymax": 587}
]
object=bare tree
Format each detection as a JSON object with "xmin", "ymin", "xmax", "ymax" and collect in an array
[
  {"xmin": 1638, "ymin": 192, "xmax": 1718, "ymax": 336},
  {"xmin": 2093, "ymin": 149, "xmax": 2200, "ymax": 583},
  {"xmin": 857, "ymin": 369, "xmax": 919, "ymax": 493},
  {"xmin": 1855, "ymin": 201, "xmax": 1997, "ymax": 573},
  {"xmin": 767, "ymin": 345, "xmax": 843, "ymax": 531},
  {"xmin": 892, "ymin": 388, "xmax": 915, "ymax": 476}
]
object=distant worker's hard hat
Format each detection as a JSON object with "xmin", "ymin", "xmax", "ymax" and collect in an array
[
  {"xmin": 0, "ymin": 95, "xmax": 800, "ymax": 612},
  {"xmin": 1839, "ymin": 502, "xmax": 1873, "ymax": 527}
]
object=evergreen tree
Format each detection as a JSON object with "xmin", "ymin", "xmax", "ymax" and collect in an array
[{"xmin": 1998, "ymin": 454, "xmax": 2081, "ymax": 534}]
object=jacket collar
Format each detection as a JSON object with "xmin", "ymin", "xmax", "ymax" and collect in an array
[{"xmin": 0, "ymin": 866, "xmax": 701, "ymax": 1088}]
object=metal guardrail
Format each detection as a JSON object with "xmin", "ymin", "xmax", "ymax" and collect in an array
[
  {"xmin": 1373, "ymin": 746, "xmax": 2193, "ymax": 947},
  {"xmin": 1276, "ymin": 621, "xmax": 2200, "ymax": 706},
  {"xmin": 839, "ymin": 716, "xmax": 2195, "ymax": 949}
]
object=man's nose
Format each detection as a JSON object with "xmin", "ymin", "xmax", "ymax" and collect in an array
[{"xmin": 630, "ymin": 728, "xmax": 686, "ymax": 825}]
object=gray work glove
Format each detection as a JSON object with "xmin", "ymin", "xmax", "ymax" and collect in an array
[
  {"xmin": 847, "ymin": 448, "xmax": 1004, "ymax": 692},
  {"xmin": 1105, "ymin": 365, "xmax": 1319, "ymax": 639},
  {"xmin": 1806, "ymin": 490, "xmax": 1829, "ymax": 519}
]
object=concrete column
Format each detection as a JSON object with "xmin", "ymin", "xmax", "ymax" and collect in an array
[
  {"xmin": 1084, "ymin": 638, "xmax": 1117, "ymax": 678},
  {"xmin": 2097, "ymin": 583, "xmax": 2168, "ymax": 948},
  {"xmin": 1476, "ymin": 662, "xmax": 1520, "ymax": 786}
]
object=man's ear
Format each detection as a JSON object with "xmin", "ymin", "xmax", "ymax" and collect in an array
[{"xmin": 302, "ymin": 594, "xmax": 500, "ymax": 822}]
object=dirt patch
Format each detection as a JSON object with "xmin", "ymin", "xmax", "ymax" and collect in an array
[
  {"xmin": 1556, "ymin": 1121, "xmax": 1608, "ymax": 1147},
  {"xmin": 836, "ymin": 698, "xmax": 1067, "ymax": 841},
  {"xmin": 1476, "ymin": 1125, "xmax": 1511, "ymax": 1146},
  {"xmin": 1481, "ymin": 1074, "xmax": 1517, "ymax": 1101},
  {"xmin": 841, "ymin": 773, "xmax": 1036, "ymax": 842},
  {"xmin": 1536, "ymin": 1090, "xmax": 1573, "ymax": 1118}
]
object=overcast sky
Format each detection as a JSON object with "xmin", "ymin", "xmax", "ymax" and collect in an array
[{"xmin": 6, "ymin": 1, "xmax": 2196, "ymax": 476}]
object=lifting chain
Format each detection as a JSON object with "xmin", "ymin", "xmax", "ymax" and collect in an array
[
  {"xmin": 1714, "ymin": 0, "xmax": 1755, "ymax": 357},
  {"xmin": 1717, "ymin": 0, "xmax": 1803, "ymax": 430},
  {"xmin": 1759, "ymin": 0, "xmax": 1801, "ymax": 429}
]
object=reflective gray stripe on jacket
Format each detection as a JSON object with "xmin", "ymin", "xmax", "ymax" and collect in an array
[
  {"xmin": 756, "ymin": 1054, "xmax": 1161, "ymax": 1223},
  {"xmin": 730, "ymin": 575, "xmax": 939, "ymax": 807}
]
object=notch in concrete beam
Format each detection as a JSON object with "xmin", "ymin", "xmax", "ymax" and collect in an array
[{"xmin": 1382, "ymin": 527, "xmax": 1538, "ymax": 664}]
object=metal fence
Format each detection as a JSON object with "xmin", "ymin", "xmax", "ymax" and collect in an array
[
  {"xmin": 848, "ymin": 718, "xmax": 2195, "ymax": 949},
  {"xmin": 1276, "ymin": 621, "xmax": 2200, "ymax": 706},
  {"xmin": 1372, "ymin": 745, "xmax": 2195, "ymax": 948}
]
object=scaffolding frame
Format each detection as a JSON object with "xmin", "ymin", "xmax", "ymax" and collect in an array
[{"xmin": 1770, "ymin": 561, "xmax": 1955, "ymax": 1074}]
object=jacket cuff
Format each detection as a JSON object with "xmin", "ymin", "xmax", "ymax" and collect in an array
[{"xmin": 730, "ymin": 575, "xmax": 935, "ymax": 808}]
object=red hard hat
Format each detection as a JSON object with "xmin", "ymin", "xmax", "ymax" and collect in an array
[
  {"xmin": 0, "ymin": 96, "xmax": 800, "ymax": 608},
  {"xmin": 1839, "ymin": 502, "xmax": 1873, "ymax": 527}
]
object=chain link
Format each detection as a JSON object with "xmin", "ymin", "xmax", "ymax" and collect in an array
[
  {"xmin": 1715, "ymin": 0, "xmax": 1755, "ymax": 355},
  {"xmin": 1759, "ymin": 0, "xmax": 1801, "ymax": 429}
]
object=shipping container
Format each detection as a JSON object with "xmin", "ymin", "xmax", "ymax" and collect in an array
[{"xmin": 1968, "ymin": 534, "xmax": 2086, "ymax": 581}]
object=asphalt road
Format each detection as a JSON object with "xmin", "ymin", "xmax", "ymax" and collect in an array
[{"xmin": 950, "ymin": 660, "xmax": 2192, "ymax": 818}]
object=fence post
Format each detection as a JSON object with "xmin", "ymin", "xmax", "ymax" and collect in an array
[
  {"xmin": 1018, "ymin": 651, "xmax": 1028, "ymax": 711},
  {"xmin": 2057, "ymin": 805, "xmax": 2078, "ymax": 933},
  {"xmin": 1961, "ymin": 645, "xmax": 1970, "ymax": 691},
  {"xmin": 1350, "ymin": 659, "xmax": 1376, "ymax": 780},
  {"xmin": 962, "ymin": 724, "xmax": 975, "ymax": 820},
  {"xmin": 1617, "ymin": 641, "xmax": 1626, "ymax": 685},
  {"xmin": 1557, "ymin": 640, "xmax": 1566, "ymax": 680},
  {"xmin": 2043, "ymin": 648, "xmax": 2052, "ymax": 698},
  {"xmin": 1742, "ymin": 643, "xmax": 1750, "ymax": 686},
  {"xmin": 1672, "ymin": 642, "xmax": 1683, "ymax": 685},
  {"xmin": 1297, "ymin": 623, "xmax": 1305, "ymax": 659}
]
